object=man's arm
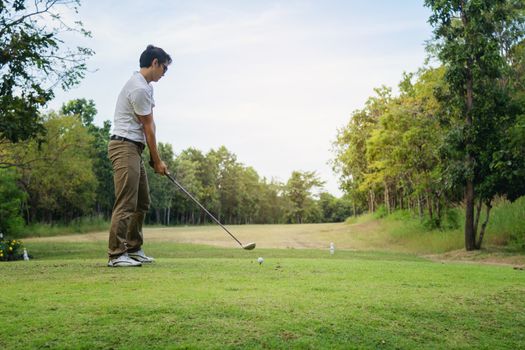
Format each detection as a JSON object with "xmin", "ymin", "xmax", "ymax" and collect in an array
[{"xmin": 138, "ymin": 113, "xmax": 168, "ymax": 175}]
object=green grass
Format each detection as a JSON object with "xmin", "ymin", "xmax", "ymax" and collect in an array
[
  {"xmin": 487, "ymin": 196, "xmax": 525, "ymax": 249},
  {"xmin": 363, "ymin": 197, "xmax": 525, "ymax": 254},
  {"xmin": 344, "ymin": 213, "xmax": 375, "ymax": 225},
  {"xmin": 2, "ymin": 242, "xmax": 525, "ymax": 349}
]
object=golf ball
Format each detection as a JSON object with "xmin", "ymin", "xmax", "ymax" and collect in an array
[{"xmin": 257, "ymin": 257, "xmax": 264, "ymax": 264}]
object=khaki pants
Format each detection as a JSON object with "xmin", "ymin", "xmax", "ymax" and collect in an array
[{"xmin": 108, "ymin": 140, "xmax": 150, "ymax": 258}]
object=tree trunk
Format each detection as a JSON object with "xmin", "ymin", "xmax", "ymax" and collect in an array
[
  {"xmin": 461, "ymin": 6, "xmax": 477, "ymax": 251},
  {"xmin": 155, "ymin": 209, "xmax": 160, "ymax": 224},
  {"xmin": 476, "ymin": 200, "xmax": 492, "ymax": 249},
  {"xmin": 464, "ymin": 180, "xmax": 476, "ymax": 250},
  {"xmin": 474, "ymin": 198, "xmax": 482, "ymax": 237},
  {"xmin": 384, "ymin": 183, "xmax": 390, "ymax": 214},
  {"xmin": 417, "ymin": 194, "xmax": 423, "ymax": 219},
  {"xmin": 435, "ymin": 198, "xmax": 441, "ymax": 227},
  {"xmin": 426, "ymin": 190, "xmax": 433, "ymax": 221}
]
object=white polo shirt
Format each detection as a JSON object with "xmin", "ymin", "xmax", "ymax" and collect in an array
[{"xmin": 111, "ymin": 72, "xmax": 155, "ymax": 144}]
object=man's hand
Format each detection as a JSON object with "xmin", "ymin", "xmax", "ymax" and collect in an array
[{"xmin": 149, "ymin": 158, "xmax": 169, "ymax": 175}]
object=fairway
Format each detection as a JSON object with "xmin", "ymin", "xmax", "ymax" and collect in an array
[
  {"xmin": 23, "ymin": 222, "xmax": 394, "ymax": 251},
  {"xmin": 2, "ymin": 225, "xmax": 525, "ymax": 349}
]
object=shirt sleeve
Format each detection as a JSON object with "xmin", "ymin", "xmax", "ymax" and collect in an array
[{"xmin": 129, "ymin": 88, "xmax": 154, "ymax": 116}]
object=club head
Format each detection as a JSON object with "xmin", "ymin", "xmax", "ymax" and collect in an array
[{"xmin": 242, "ymin": 242, "xmax": 256, "ymax": 250}]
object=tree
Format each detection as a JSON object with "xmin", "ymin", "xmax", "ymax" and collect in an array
[
  {"xmin": 61, "ymin": 99, "xmax": 114, "ymax": 217},
  {"xmin": 332, "ymin": 87, "xmax": 393, "ymax": 214},
  {"xmin": 426, "ymin": 0, "xmax": 525, "ymax": 250},
  {"xmin": 12, "ymin": 112, "xmax": 97, "ymax": 223},
  {"xmin": 145, "ymin": 143, "xmax": 177, "ymax": 224},
  {"xmin": 0, "ymin": 168, "xmax": 26, "ymax": 235},
  {"xmin": 0, "ymin": 0, "xmax": 93, "ymax": 143},
  {"xmin": 284, "ymin": 171, "xmax": 324, "ymax": 223},
  {"xmin": 61, "ymin": 98, "xmax": 97, "ymax": 127}
]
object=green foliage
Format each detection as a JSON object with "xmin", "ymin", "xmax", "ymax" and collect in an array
[
  {"xmin": 487, "ymin": 196, "xmax": 525, "ymax": 250},
  {"xmin": 318, "ymin": 192, "xmax": 353, "ymax": 222},
  {"xmin": 333, "ymin": 2, "xmax": 525, "ymax": 250},
  {"xmin": 373, "ymin": 205, "xmax": 388, "ymax": 219},
  {"xmin": 141, "ymin": 145, "xmax": 340, "ymax": 226},
  {"xmin": 369, "ymin": 197, "xmax": 524, "ymax": 253},
  {"xmin": 61, "ymin": 99, "xmax": 114, "ymax": 217},
  {"xmin": 144, "ymin": 143, "xmax": 178, "ymax": 224},
  {"xmin": 10, "ymin": 112, "xmax": 97, "ymax": 222},
  {"xmin": 0, "ymin": 0, "xmax": 94, "ymax": 143},
  {"xmin": 0, "ymin": 237, "xmax": 24, "ymax": 261},
  {"xmin": 284, "ymin": 170, "xmax": 325, "ymax": 223},
  {"xmin": 18, "ymin": 215, "xmax": 108, "ymax": 238},
  {"xmin": 61, "ymin": 99, "xmax": 97, "ymax": 127},
  {"xmin": 425, "ymin": 0, "xmax": 525, "ymax": 249},
  {"xmin": 332, "ymin": 70, "xmax": 448, "ymax": 217},
  {"xmin": 0, "ymin": 168, "xmax": 26, "ymax": 235}
]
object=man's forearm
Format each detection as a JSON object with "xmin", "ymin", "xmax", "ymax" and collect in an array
[{"xmin": 143, "ymin": 123, "xmax": 161, "ymax": 164}]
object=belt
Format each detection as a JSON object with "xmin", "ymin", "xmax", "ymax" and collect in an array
[{"xmin": 110, "ymin": 135, "xmax": 145, "ymax": 150}]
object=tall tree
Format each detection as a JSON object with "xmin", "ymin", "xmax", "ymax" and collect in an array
[
  {"xmin": 12, "ymin": 112, "xmax": 97, "ymax": 222},
  {"xmin": 426, "ymin": 0, "xmax": 525, "ymax": 249},
  {"xmin": 0, "ymin": 0, "xmax": 94, "ymax": 144},
  {"xmin": 61, "ymin": 99, "xmax": 113, "ymax": 217},
  {"xmin": 332, "ymin": 87, "xmax": 392, "ymax": 213},
  {"xmin": 284, "ymin": 171, "xmax": 324, "ymax": 223},
  {"xmin": 145, "ymin": 143, "xmax": 177, "ymax": 224}
]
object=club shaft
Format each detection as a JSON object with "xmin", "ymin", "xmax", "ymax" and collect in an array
[{"xmin": 166, "ymin": 174, "xmax": 244, "ymax": 247}]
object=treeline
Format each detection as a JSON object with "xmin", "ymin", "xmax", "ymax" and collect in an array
[
  {"xmin": 144, "ymin": 145, "xmax": 352, "ymax": 226},
  {"xmin": 332, "ymin": 1, "xmax": 525, "ymax": 250},
  {"xmin": 0, "ymin": 99, "xmax": 352, "ymax": 235}
]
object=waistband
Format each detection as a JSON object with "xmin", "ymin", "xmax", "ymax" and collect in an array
[{"xmin": 110, "ymin": 135, "xmax": 145, "ymax": 150}]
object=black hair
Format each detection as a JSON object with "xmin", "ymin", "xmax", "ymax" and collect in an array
[{"xmin": 139, "ymin": 45, "xmax": 172, "ymax": 68}]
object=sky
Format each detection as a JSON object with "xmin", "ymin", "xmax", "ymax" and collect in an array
[{"xmin": 49, "ymin": 0, "xmax": 434, "ymax": 197}]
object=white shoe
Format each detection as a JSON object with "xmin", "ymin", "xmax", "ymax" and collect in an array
[
  {"xmin": 108, "ymin": 253, "xmax": 142, "ymax": 267},
  {"xmin": 128, "ymin": 249, "xmax": 155, "ymax": 263}
]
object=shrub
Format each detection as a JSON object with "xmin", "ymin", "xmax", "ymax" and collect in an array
[
  {"xmin": 0, "ymin": 238, "xmax": 25, "ymax": 261},
  {"xmin": 373, "ymin": 205, "xmax": 388, "ymax": 219},
  {"xmin": 0, "ymin": 169, "xmax": 27, "ymax": 236}
]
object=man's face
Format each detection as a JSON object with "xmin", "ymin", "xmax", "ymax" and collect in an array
[{"xmin": 153, "ymin": 59, "xmax": 168, "ymax": 81}]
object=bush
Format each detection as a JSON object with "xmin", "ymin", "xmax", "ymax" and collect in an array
[
  {"xmin": 388, "ymin": 209, "xmax": 413, "ymax": 221},
  {"xmin": 0, "ymin": 169, "xmax": 27, "ymax": 236},
  {"xmin": 0, "ymin": 238, "xmax": 25, "ymax": 261},
  {"xmin": 373, "ymin": 205, "xmax": 388, "ymax": 219},
  {"xmin": 488, "ymin": 196, "xmax": 525, "ymax": 250}
]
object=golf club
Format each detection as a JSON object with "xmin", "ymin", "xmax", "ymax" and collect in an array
[{"xmin": 150, "ymin": 160, "xmax": 255, "ymax": 250}]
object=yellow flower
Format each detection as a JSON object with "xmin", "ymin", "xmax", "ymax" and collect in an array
[{"xmin": 9, "ymin": 247, "xmax": 13, "ymax": 251}]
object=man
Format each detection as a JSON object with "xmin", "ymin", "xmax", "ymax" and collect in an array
[{"xmin": 107, "ymin": 45, "xmax": 171, "ymax": 267}]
